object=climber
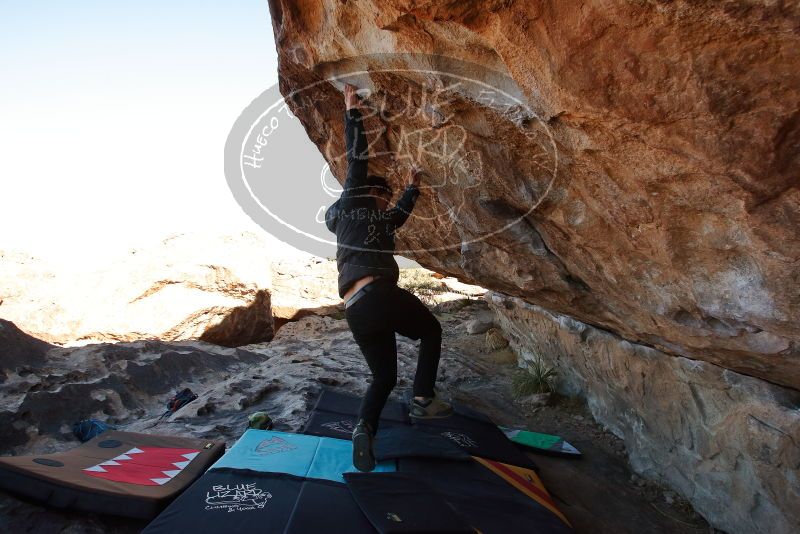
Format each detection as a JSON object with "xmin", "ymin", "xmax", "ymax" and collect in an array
[{"xmin": 324, "ymin": 83, "xmax": 453, "ymax": 472}]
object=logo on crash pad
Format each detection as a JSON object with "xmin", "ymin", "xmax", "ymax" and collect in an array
[
  {"xmin": 255, "ymin": 436, "xmax": 298, "ymax": 456},
  {"xmin": 205, "ymin": 482, "xmax": 272, "ymax": 512},
  {"xmin": 321, "ymin": 420, "xmax": 356, "ymax": 434},
  {"xmin": 441, "ymin": 431, "xmax": 477, "ymax": 448},
  {"xmin": 83, "ymin": 447, "xmax": 201, "ymax": 486}
]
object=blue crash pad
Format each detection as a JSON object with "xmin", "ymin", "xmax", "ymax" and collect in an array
[{"xmin": 209, "ymin": 430, "xmax": 395, "ymax": 483}]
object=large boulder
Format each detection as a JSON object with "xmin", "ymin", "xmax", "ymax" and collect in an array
[
  {"xmin": 267, "ymin": 0, "xmax": 800, "ymax": 390},
  {"xmin": 267, "ymin": 2, "xmax": 800, "ymax": 530}
]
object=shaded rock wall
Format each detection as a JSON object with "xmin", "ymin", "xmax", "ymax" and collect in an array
[
  {"xmin": 199, "ymin": 289, "xmax": 274, "ymax": 347},
  {"xmin": 268, "ymin": 0, "xmax": 800, "ymax": 389},
  {"xmin": 488, "ymin": 292, "xmax": 800, "ymax": 534},
  {"xmin": 0, "ymin": 320, "xmax": 53, "ymax": 384}
]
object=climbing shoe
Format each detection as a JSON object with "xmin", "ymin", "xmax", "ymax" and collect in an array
[
  {"xmin": 409, "ymin": 396, "xmax": 454, "ymax": 419},
  {"xmin": 352, "ymin": 419, "xmax": 376, "ymax": 472}
]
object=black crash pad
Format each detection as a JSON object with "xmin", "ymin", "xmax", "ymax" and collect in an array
[
  {"xmin": 398, "ymin": 457, "xmax": 572, "ymax": 534},
  {"xmin": 143, "ymin": 468, "xmax": 375, "ymax": 533},
  {"xmin": 304, "ymin": 389, "xmax": 534, "ymax": 469},
  {"xmin": 344, "ymin": 472, "xmax": 474, "ymax": 534},
  {"xmin": 301, "ymin": 389, "xmax": 410, "ymax": 439}
]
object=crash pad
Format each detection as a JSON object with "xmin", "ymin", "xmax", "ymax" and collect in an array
[
  {"xmin": 501, "ymin": 427, "xmax": 582, "ymax": 457},
  {"xmin": 143, "ymin": 468, "xmax": 376, "ymax": 533},
  {"xmin": 410, "ymin": 410, "xmax": 536, "ymax": 469},
  {"xmin": 373, "ymin": 426, "xmax": 470, "ymax": 462},
  {"xmin": 344, "ymin": 472, "xmax": 474, "ymax": 533},
  {"xmin": 398, "ymin": 456, "xmax": 572, "ymax": 533},
  {"xmin": 302, "ymin": 389, "xmax": 410, "ymax": 439},
  {"xmin": 208, "ymin": 429, "xmax": 395, "ymax": 483},
  {"xmin": 0, "ymin": 430, "xmax": 224, "ymax": 519},
  {"xmin": 303, "ymin": 389, "xmax": 534, "ymax": 469}
]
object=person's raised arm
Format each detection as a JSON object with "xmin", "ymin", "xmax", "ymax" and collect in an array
[
  {"xmin": 387, "ymin": 166, "xmax": 423, "ymax": 229},
  {"xmin": 340, "ymin": 83, "xmax": 369, "ymax": 207}
]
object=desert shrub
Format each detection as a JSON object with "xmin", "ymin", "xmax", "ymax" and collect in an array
[
  {"xmin": 398, "ymin": 268, "xmax": 446, "ymax": 299},
  {"xmin": 485, "ymin": 327, "xmax": 509, "ymax": 351},
  {"xmin": 512, "ymin": 358, "xmax": 557, "ymax": 398}
]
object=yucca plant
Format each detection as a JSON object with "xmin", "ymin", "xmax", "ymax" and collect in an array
[{"xmin": 512, "ymin": 358, "xmax": 557, "ymax": 398}]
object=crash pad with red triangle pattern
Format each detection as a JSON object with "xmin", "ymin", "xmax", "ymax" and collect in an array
[{"xmin": 0, "ymin": 430, "xmax": 224, "ymax": 519}]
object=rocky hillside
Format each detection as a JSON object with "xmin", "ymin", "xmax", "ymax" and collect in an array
[{"xmin": 0, "ymin": 233, "xmax": 278, "ymax": 347}]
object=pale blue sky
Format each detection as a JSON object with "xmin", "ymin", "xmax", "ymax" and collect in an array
[{"xmin": 0, "ymin": 1, "xmax": 300, "ymax": 263}]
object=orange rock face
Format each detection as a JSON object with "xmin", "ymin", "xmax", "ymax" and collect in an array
[{"xmin": 268, "ymin": 0, "xmax": 799, "ymax": 388}]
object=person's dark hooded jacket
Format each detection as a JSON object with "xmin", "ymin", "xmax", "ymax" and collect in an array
[{"xmin": 324, "ymin": 108, "xmax": 420, "ymax": 298}]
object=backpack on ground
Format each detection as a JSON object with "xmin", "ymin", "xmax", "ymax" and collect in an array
[
  {"xmin": 148, "ymin": 388, "xmax": 198, "ymax": 428},
  {"xmin": 72, "ymin": 419, "xmax": 115, "ymax": 442}
]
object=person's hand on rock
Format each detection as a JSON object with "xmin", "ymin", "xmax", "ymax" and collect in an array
[
  {"xmin": 407, "ymin": 165, "xmax": 425, "ymax": 188},
  {"xmin": 344, "ymin": 83, "xmax": 359, "ymax": 110}
]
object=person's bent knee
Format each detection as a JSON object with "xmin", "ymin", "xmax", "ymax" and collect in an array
[
  {"xmin": 384, "ymin": 373, "xmax": 398, "ymax": 391},
  {"xmin": 372, "ymin": 373, "xmax": 397, "ymax": 395},
  {"xmin": 423, "ymin": 318, "xmax": 442, "ymax": 340}
]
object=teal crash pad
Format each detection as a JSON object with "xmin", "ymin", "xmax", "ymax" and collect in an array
[{"xmin": 209, "ymin": 429, "xmax": 396, "ymax": 482}]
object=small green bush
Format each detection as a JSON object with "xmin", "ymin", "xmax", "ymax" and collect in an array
[{"xmin": 512, "ymin": 358, "xmax": 557, "ymax": 398}]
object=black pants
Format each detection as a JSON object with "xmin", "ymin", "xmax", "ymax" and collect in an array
[{"xmin": 345, "ymin": 279, "xmax": 443, "ymax": 433}]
